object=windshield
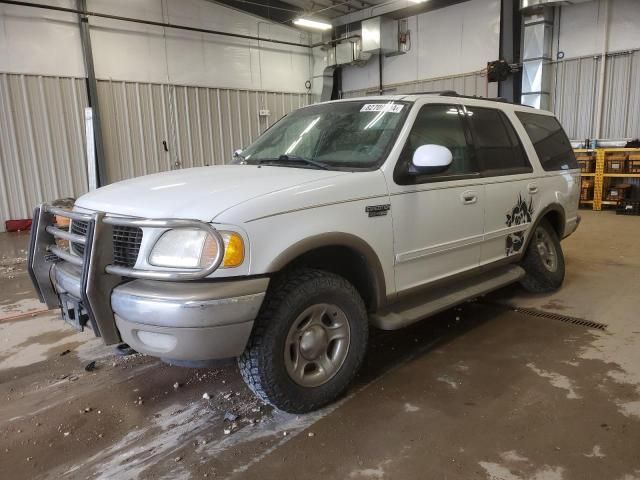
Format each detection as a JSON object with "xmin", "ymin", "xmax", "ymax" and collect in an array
[{"xmin": 236, "ymin": 100, "xmax": 410, "ymax": 170}]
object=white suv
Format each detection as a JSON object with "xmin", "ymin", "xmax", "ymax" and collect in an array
[{"xmin": 29, "ymin": 93, "xmax": 580, "ymax": 413}]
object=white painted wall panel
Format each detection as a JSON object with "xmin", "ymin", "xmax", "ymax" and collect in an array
[
  {"xmin": 1, "ymin": 0, "xmax": 314, "ymax": 93},
  {"xmin": 87, "ymin": 0, "xmax": 169, "ymax": 85},
  {"xmin": 0, "ymin": 0, "xmax": 85, "ymax": 77},
  {"xmin": 558, "ymin": 0, "xmax": 640, "ymax": 60},
  {"xmin": 342, "ymin": 0, "xmax": 500, "ymax": 93},
  {"xmin": 86, "ymin": 0, "xmax": 313, "ymax": 92}
]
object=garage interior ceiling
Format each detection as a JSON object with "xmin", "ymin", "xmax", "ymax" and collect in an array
[
  {"xmin": 211, "ymin": 0, "xmax": 471, "ymax": 26},
  {"xmin": 211, "ymin": 0, "xmax": 385, "ymax": 23}
]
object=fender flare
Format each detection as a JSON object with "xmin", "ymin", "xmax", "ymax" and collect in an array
[
  {"xmin": 265, "ymin": 232, "xmax": 387, "ymax": 310},
  {"xmin": 522, "ymin": 203, "xmax": 566, "ymax": 254}
]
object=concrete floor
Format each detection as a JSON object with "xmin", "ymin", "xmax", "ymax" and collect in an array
[{"xmin": 1, "ymin": 210, "xmax": 639, "ymax": 480}]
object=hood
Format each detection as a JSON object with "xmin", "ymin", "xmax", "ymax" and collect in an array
[{"xmin": 75, "ymin": 165, "xmax": 348, "ymax": 221}]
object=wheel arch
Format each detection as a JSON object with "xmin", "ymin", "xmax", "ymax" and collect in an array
[
  {"xmin": 524, "ymin": 203, "xmax": 566, "ymax": 252},
  {"xmin": 265, "ymin": 233, "xmax": 387, "ymax": 312}
]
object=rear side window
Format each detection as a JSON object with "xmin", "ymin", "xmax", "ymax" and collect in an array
[
  {"xmin": 515, "ymin": 111, "xmax": 578, "ymax": 171},
  {"xmin": 465, "ymin": 107, "xmax": 532, "ymax": 175}
]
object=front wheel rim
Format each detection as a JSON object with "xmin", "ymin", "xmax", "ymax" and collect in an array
[
  {"xmin": 535, "ymin": 227, "xmax": 558, "ymax": 272},
  {"xmin": 284, "ymin": 303, "xmax": 351, "ymax": 388}
]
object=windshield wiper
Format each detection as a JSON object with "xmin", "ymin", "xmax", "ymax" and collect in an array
[{"xmin": 256, "ymin": 154, "xmax": 329, "ymax": 170}]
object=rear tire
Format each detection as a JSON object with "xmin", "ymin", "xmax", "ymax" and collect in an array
[
  {"xmin": 238, "ymin": 268, "xmax": 368, "ymax": 413},
  {"xmin": 519, "ymin": 219, "xmax": 565, "ymax": 293}
]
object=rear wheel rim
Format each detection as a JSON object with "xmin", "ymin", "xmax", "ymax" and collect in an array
[
  {"xmin": 535, "ymin": 227, "xmax": 558, "ymax": 272},
  {"xmin": 284, "ymin": 303, "xmax": 351, "ymax": 387}
]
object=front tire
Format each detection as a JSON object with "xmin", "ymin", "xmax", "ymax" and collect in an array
[
  {"xmin": 519, "ymin": 219, "xmax": 565, "ymax": 293},
  {"xmin": 238, "ymin": 269, "xmax": 368, "ymax": 413}
]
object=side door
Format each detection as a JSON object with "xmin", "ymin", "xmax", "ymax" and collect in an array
[
  {"xmin": 461, "ymin": 105, "xmax": 539, "ymax": 266},
  {"xmin": 385, "ymin": 103, "xmax": 485, "ymax": 294}
]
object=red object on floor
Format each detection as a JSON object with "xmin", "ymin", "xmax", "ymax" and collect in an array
[{"xmin": 5, "ymin": 219, "xmax": 32, "ymax": 232}]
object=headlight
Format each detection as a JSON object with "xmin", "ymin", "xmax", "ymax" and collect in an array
[{"xmin": 149, "ymin": 229, "xmax": 244, "ymax": 269}]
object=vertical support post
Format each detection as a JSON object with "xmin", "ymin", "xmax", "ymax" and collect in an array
[
  {"xmin": 593, "ymin": 149, "xmax": 605, "ymax": 211},
  {"xmin": 77, "ymin": 0, "xmax": 107, "ymax": 187},
  {"xmin": 498, "ymin": 0, "xmax": 521, "ymax": 103},
  {"xmin": 84, "ymin": 107, "xmax": 98, "ymax": 191},
  {"xmin": 594, "ymin": 0, "xmax": 610, "ymax": 139},
  {"xmin": 378, "ymin": 53, "xmax": 383, "ymax": 96}
]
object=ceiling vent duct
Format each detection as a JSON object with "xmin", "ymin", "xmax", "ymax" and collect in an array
[
  {"xmin": 520, "ymin": 7, "xmax": 554, "ymax": 109},
  {"xmin": 361, "ymin": 17, "xmax": 399, "ymax": 54},
  {"xmin": 519, "ymin": 0, "xmax": 594, "ymax": 109},
  {"xmin": 520, "ymin": 0, "xmax": 593, "ymax": 11},
  {"xmin": 324, "ymin": 39, "xmax": 372, "ymax": 67}
]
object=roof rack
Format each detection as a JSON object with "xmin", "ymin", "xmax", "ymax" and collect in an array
[{"xmin": 409, "ymin": 90, "xmax": 514, "ymax": 104}]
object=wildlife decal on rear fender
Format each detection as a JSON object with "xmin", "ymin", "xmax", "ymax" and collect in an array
[{"xmin": 505, "ymin": 194, "xmax": 534, "ymax": 255}]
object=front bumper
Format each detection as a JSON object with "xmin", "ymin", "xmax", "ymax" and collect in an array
[
  {"xmin": 111, "ymin": 277, "xmax": 266, "ymax": 360},
  {"xmin": 52, "ymin": 262, "xmax": 267, "ymax": 360},
  {"xmin": 28, "ymin": 204, "xmax": 267, "ymax": 361}
]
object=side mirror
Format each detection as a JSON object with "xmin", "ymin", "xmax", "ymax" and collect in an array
[
  {"xmin": 233, "ymin": 149, "xmax": 245, "ymax": 163},
  {"xmin": 411, "ymin": 144, "xmax": 453, "ymax": 174}
]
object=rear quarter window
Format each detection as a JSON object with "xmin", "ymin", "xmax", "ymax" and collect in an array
[
  {"xmin": 515, "ymin": 111, "xmax": 578, "ymax": 171},
  {"xmin": 465, "ymin": 107, "xmax": 531, "ymax": 176}
]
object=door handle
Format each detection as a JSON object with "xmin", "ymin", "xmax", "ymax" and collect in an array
[
  {"xmin": 528, "ymin": 183, "xmax": 539, "ymax": 194},
  {"xmin": 461, "ymin": 190, "xmax": 478, "ymax": 205}
]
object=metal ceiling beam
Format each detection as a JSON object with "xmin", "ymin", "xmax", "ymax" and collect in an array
[
  {"xmin": 283, "ymin": 0, "xmax": 352, "ymax": 16},
  {"xmin": 212, "ymin": 0, "xmax": 304, "ymax": 24},
  {"xmin": 331, "ymin": 0, "xmax": 470, "ymax": 26}
]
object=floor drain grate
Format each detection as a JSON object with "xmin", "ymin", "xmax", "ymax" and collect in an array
[{"xmin": 509, "ymin": 306, "xmax": 607, "ymax": 331}]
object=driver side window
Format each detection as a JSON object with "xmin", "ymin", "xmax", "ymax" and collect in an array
[{"xmin": 394, "ymin": 104, "xmax": 477, "ymax": 184}]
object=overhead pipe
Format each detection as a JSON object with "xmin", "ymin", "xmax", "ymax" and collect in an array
[
  {"xmin": 0, "ymin": 0, "xmax": 312, "ymax": 48},
  {"xmin": 0, "ymin": 0, "xmax": 365, "ymax": 50}
]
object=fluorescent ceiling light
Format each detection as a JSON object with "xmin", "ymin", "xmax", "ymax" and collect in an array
[
  {"xmin": 293, "ymin": 18, "xmax": 332, "ymax": 30},
  {"xmin": 408, "ymin": 0, "xmax": 428, "ymax": 3}
]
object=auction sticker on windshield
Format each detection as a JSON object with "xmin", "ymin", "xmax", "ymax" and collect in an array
[{"xmin": 360, "ymin": 104, "xmax": 404, "ymax": 113}]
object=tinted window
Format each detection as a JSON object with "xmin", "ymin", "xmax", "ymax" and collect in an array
[
  {"xmin": 465, "ymin": 107, "xmax": 531, "ymax": 175},
  {"xmin": 395, "ymin": 104, "xmax": 476, "ymax": 183},
  {"xmin": 515, "ymin": 111, "xmax": 578, "ymax": 171}
]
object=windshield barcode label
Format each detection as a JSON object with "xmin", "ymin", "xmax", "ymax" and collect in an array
[{"xmin": 360, "ymin": 104, "xmax": 404, "ymax": 113}]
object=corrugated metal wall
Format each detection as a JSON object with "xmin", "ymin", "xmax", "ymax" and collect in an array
[
  {"xmin": 551, "ymin": 49, "xmax": 640, "ymax": 140},
  {"xmin": 97, "ymin": 80, "xmax": 311, "ymax": 183},
  {"xmin": 0, "ymin": 73, "xmax": 310, "ymax": 231},
  {"xmin": 0, "ymin": 73, "xmax": 88, "ymax": 231},
  {"xmin": 3, "ymin": 53, "xmax": 639, "ymax": 231},
  {"xmin": 343, "ymin": 52, "xmax": 640, "ymax": 142},
  {"xmin": 342, "ymin": 70, "xmax": 497, "ymax": 99}
]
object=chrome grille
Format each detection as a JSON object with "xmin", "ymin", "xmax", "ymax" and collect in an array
[
  {"xmin": 70, "ymin": 220, "xmax": 88, "ymax": 256},
  {"xmin": 113, "ymin": 225, "xmax": 143, "ymax": 267},
  {"xmin": 70, "ymin": 220, "xmax": 143, "ymax": 268}
]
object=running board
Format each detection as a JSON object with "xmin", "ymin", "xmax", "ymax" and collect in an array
[{"xmin": 371, "ymin": 265, "xmax": 525, "ymax": 330}]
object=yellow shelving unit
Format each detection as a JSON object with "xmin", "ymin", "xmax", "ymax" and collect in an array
[{"xmin": 577, "ymin": 148, "xmax": 640, "ymax": 211}]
